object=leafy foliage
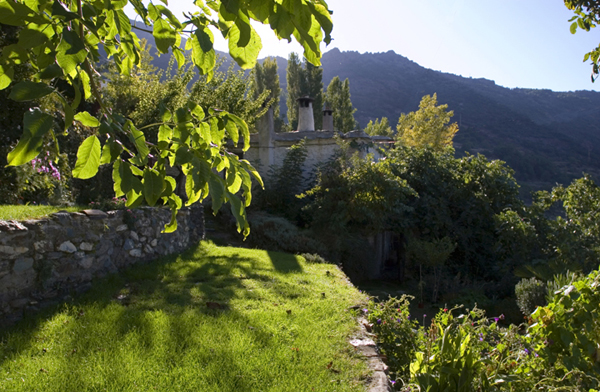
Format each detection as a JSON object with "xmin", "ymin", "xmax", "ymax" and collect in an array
[
  {"xmin": 251, "ymin": 57, "xmax": 281, "ymax": 117},
  {"xmin": 565, "ymin": 0, "xmax": 600, "ymax": 81},
  {"xmin": 324, "ymin": 76, "xmax": 357, "ymax": 132},
  {"xmin": 364, "ymin": 117, "xmax": 393, "ymax": 137},
  {"xmin": 396, "ymin": 93, "xmax": 458, "ymax": 151},
  {"xmin": 286, "ymin": 52, "xmax": 323, "ymax": 130},
  {"xmin": 515, "ymin": 278, "xmax": 547, "ymax": 315},
  {"xmin": 0, "ymin": 0, "xmax": 333, "ymax": 235},
  {"xmin": 368, "ymin": 282, "xmax": 600, "ymax": 391}
]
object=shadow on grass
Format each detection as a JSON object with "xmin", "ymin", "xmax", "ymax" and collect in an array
[
  {"xmin": 266, "ymin": 250, "xmax": 303, "ymax": 273},
  {"xmin": 0, "ymin": 241, "xmax": 286, "ymax": 380}
]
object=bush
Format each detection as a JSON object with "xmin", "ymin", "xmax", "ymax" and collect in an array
[
  {"xmin": 246, "ymin": 212, "xmax": 327, "ymax": 255},
  {"xmin": 515, "ymin": 277, "xmax": 547, "ymax": 315}
]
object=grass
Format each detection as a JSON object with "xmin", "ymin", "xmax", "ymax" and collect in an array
[
  {"xmin": 0, "ymin": 205, "xmax": 85, "ymax": 221},
  {"xmin": 0, "ymin": 242, "xmax": 370, "ymax": 391}
]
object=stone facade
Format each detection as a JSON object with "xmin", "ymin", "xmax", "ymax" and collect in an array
[
  {"xmin": 0, "ymin": 206, "xmax": 204, "ymax": 325},
  {"xmin": 245, "ymin": 107, "xmax": 392, "ymax": 177}
]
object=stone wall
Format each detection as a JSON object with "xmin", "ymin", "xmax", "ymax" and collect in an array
[{"xmin": 0, "ymin": 206, "xmax": 204, "ymax": 325}]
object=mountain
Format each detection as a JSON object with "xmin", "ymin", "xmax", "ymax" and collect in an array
[
  {"xmin": 130, "ymin": 27, "xmax": 600, "ymax": 190},
  {"xmin": 290, "ymin": 48, "xmax": 600, "ymax": 190}
]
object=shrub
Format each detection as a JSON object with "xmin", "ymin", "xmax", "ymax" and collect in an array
[
  {"xmin": 247, "ymin": 212, "xmax": 327, "ymax": 255},
  {"xmin": 515, "ymin": 277, "xmax": 547, "ymax": 315}
]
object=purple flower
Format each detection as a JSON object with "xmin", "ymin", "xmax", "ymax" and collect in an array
[
  {"xmin": 363, "ymin": 308, "xmax": 368, "ymax": 313},
  {"xmin": 494, "ymin": 317, "xmax": 499, "ymax": 323},
  {"xmin": 407, "ymin": 315, "xmax": 410, "ymax": 320},
  {"xmin": 524, "ymin": 348, "xmax": 530, "ymax": 355},
  {"xmin": 376, "ymin": 319, "xmax": 382, "ymax": 325},
  {"xmin": 390, "ymin": 380, "xmax": 395, "ymax": 385},
  {"xmin": 396, "ymin": 319, "xmax": 401, "ymax": 323}
]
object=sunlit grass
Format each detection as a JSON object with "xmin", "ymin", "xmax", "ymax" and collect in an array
[
  {"xmin": 0, "ymin": 205, "xmax": 85, "ymax": 221},
  {"xmin": 0, "ymin": 242, "xmax": 370, "ymax": 391}
]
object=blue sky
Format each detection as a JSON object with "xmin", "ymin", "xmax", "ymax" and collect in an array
[{"xmin": 133, "ymin": 0, "xmax": 600, "ymax": 92}]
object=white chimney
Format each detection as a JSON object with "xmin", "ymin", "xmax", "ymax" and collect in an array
[{"xmin": 297, "ymin": 96, "xmax": 315, "ymax": 132}]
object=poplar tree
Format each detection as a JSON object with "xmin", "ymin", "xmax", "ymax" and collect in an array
[
  {"xmin": 252, "ymin": 57, "xmax": 281, "ymax": 118},
  {"xmin": 286, "ymin": 53, "xmax": 323, "ymax": 130},
  {"xmin": 325, "ymin": 76, "xmax": 357, "ymax": 133}
]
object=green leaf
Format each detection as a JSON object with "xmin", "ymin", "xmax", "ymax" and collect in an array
[
  {"xmin": 570, "ymin": 21, "xmax": 578, "ymax": 34},
  {"xmin": 225, "ymin": 117, "xmax": 239, "ymax": 146},
  {"xmin": 153, "ymin": 18, "xmax": 177, "ymax": 54},
  {"xmin": 0, "ymin": 65, "xmax": 14, "ymax": 90},
  {"xmin": 51, "ymin": 0, "xmax": 79, "ymax": 21},
  {"xmin": 191, "ymin": 27, "xmax": 216, "ymax": 78},
  {"xmin": 56, "ymin": 29, "xmax": 88, "ymax": 77},
  {"xmin": 127, "ymin": 122, "xmax": 149, "ymax": 164},
  {"xmin": 228, "ymin": 23, "xmax": 262, "ymax": 68},
  {"xmin": 74, "ymin": 111, "xmax": 100, "ymax": 127},
  {"xmin": 226, "ymin": 113, "xmax": 250, "ymax": 151},
  {"xmin": 143, "ymin": 168, "xmax": 165, "ymax": 206},
  {"xmin": 7, "ymin": 108, "xmax": 53, "ymax": 166},
  {"xmin": 100, "ymin": 137, "xmax": 122, "ymax": 164},
  {"xmin": 113, "ymin": 160, "xmax": 124, "ymax": 197},
  {"xmin": 72, "ymin": 135, "xmax": 101, "ymax": 179},
  {"xmin": 38, "ymin": 64, "xmax": 64, "ymax": 80},
  {"xmin": 8, "ymin": 81, "xmax": 54, "ymax": 101},
  {"xmin": 208, "ymin": 174, "xmax": 225, "ymax": 214},
  {"xmin": 56, "ymin": 93, "xmax": 74, "ymax": 132}
]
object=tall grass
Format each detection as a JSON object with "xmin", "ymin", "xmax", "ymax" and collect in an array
[
  {"xmin": 0, "ymin": 242, "xmax": 370, "ymax": 391},
  {"xmin": 0, "ymin": 205, "xmax": 85, "ymax": 221}
]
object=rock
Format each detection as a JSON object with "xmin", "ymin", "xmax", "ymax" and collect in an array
[
  {"xmin": 9, "ymin": 298, "xmax": 29, "ymax": 309},
  {"xmin": 150, "ymin": 239, "xmax": 158, "ymax": 247},
  {"xmin": 130, "ymin": 231, "xmax": 139, "ymax": 241},
  {"xmin": 58, "ymin": 241, "xmax": 77, "ymax": 253},
  {"xmin": 144, "ymin": 244, "xmax": 154, "ymax": 254},
  {"xmin": 139, "ymin": 236, "xmax": 146, "ymax": 243},
  {"xmin": 116, "ymin": 224, "xmax": 128, "ymax": 232},
  {"xmin": 123, "ymin": 239, "xmax": 135, "ymax": 251},
  {"xmin": 13, "ymin": 257, "xmax": 34, "ymax": 272},
  {"xmin": 0, "ymin": 220, "xmax": 28, "ymax": 232},
  {"xmin": 129, "ymin": 249, "xmax": 142, "ymax": 257},
  {"xmin": 79, "ymin": 257, "xmax": 95, "ymax": 269},
  {"xmin": 82, "ymin": 209, "xmax": 109, "ymax": 220},
  {"xmin": 34, "ymin": 241, "xmax": 52, "ymax": 253},
  {"xmin": 73, "ymin": 251, "xmax": 85, "ymax": 259},
  {"xmin": 0, "ymin": 245, "xmax": 29, "ymax": 256},
  {"xmin": 80, "ymin": 242, "xmax": 94, "ymax": 251}
]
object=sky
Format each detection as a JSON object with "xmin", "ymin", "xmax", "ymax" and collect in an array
[{"xmin": 130, "ymin": 0, "xmax": 600, "ymax": 92}]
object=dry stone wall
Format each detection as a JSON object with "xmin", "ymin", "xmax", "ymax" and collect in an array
[{"xmin": 0, "ymin": 206, "xmax": 204, "ymax": 325}]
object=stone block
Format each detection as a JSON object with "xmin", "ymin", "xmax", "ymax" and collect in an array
[
  {"xmin": 13, "ymin": 257, "xmax": 34, "ymax": 272},
  {"xmin": 0, "ymin": 245, "xmax": 29, "ymax": 257},
  {"xmin": 82, "ymin": 209, "xmax": 109, "ymax": 220},
  {"xmin": 129, "ymin": 249, "xmax": 142, "ymax": 258},
  {"xmin": 47, "ymin": 252, "xmax": 63, "ymax": 259},
  {"xmin": 150, "ymin": 239, "xmax": 158, "ymax": 247},
  {"xmin": 73, "ymin": 251, "xmax": 85, "ymax": 259},
  {"xmin": 79, "ymin": 256, "xmax": 95, "ymax": 269},
  {"xmin": 140, "ymin": 236, "xmax": 146, "ymax": 243},
  {"xmin": 144, "ymin": 244, "xmax": 154, "ymax": 254},
  {"xmin": 80, "ymin": 242, "xmax": 94, "ymax": 251},
  {"xmin": 58, "ymin": 241, "xmax": 77, "ymax": 253},
  {"xmin": 116, "ymin": 224, "xmax": 128, "ymax": 232},
  {"xmin": 34, "ymin": 240, "xmax": 52, "ymax": 253},
  {"xmin": 130, "ymin": 231, "xmax": 139, "ymax": 241},
  {"xmin": 123, "ymin": 239, "xmax": 135, "ymax": 251}
]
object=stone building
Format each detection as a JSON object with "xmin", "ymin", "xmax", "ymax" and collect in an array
[
  {"xmin": 243, "ymin": 97, "xmax": 393, "ymax": 178},
  {"xmin": 243, "ymin": 98, "xmax": 399, "ymax": 280}
]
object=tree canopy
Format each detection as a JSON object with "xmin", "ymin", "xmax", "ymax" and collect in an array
[
  {"xmin": 286, "ymin": 52, "xmax": 323, "ymax": 130},
  {"xmin": 0, "ymin": 0, "xmax": 333, "ymax": 235},
  {"xmin": 565, "ymin": 0, "xmax": 600, "ymax": 81},
  {"xmin": 396, "ymin": 93, "xmax": 458, "ymax": 151},
  {"xmin": 324, "ymin": 76, "xmax": 357, "ymax": 133}
]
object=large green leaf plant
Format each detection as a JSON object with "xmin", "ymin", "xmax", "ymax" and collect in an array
[{"xmin": 0, "ymin": 0, "xmax": 332, "ymax": 235}]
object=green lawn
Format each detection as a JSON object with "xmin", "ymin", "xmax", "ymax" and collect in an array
[
  {"xmin": 0, "ymin": 242, "xmax": 370, "ymax": 391},
  {"xmin": 0, "ymin": 205, "xmax": 85, "ymax": 221}
]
